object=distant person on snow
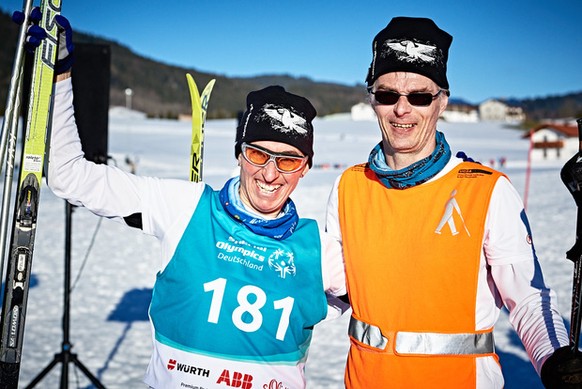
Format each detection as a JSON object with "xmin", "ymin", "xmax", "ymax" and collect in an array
[
  {"xmin": 20, "ymin": 12, "xmax": 346, "ymax": 389},
  {"xmin": 325, "ymin": 16, "xmax": 582, "ymax": 388}
]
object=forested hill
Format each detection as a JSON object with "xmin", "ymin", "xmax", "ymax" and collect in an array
[
  {"xmin": 0, "ymin": 10, "xmax": 367, "ymax": 119},
  {"xmin": 1, "ymin": 10, "xmax": 580, "ymax": 120}
]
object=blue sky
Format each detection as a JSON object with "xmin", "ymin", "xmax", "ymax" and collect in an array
[{"xmin": 2, "ymin": 0, "xmax": 581, "ymax": 104}]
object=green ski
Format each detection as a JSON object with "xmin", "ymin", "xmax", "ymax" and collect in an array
[
  {"xmin": 186, "ymin": 73, "xmax": 215, "ymax": 182},
  {"xmin": 0, "ymin": 0, "xmax": 61, "ymax": 386}
]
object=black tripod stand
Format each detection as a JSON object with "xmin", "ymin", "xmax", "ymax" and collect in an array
[{"xmin": 25, "ymin": 202, "xmax": 105, "ymax": 388}]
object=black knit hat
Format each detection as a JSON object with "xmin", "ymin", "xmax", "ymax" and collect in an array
[
  {"xmin": 366, "ymin": 17, "xmax": 453, "ymax": 89},
  {"xmin": 235, "ymin": 85, "xmax": 316, "ymax": 167}
]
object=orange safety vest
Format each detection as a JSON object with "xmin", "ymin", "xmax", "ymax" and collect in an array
[{"xmin": 338, "ymin": 162, "xmax": 503, "ymax": 388}]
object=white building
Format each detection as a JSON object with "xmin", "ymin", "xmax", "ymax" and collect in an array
[
  {"xmin": 351, "ymin": 102, "xmax": 376, "ymax": 121},
  {"xmin": 479, "ymin": 99, "xmax": 525, "ymax": 122},
  {"xmin": 442, "ymin": 102, "xmax": 479, "ymax": 122},
  {"xmin": 524, "ymin": 123, "xmax": 578, "ymax": 160}
]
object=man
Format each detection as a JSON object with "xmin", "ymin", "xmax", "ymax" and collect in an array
[
  {"xmin": 19, "ymin": 13, "xmax": 347, "ymax": 388},
  {"xmin": 326, "ymin": 16, "xmax": 581, "ymax": 388}
]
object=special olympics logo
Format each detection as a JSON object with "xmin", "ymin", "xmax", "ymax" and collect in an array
[{"xmin": 268, "ymin": 249, "xmax": 296, "ymax": 278}]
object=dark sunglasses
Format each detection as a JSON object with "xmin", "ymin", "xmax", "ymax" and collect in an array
[
  {"xmin": 369, "ymin": 89, "xmax": 445, "ymax": 107},
  {"xmin": 241, "ymin": 143, "xmax": 307, "ymax": 173}
]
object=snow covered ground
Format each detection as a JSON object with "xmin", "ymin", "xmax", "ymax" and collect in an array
[{"xmin": 1, "ymin": 112, "xmax": 576, "ymax": 388}]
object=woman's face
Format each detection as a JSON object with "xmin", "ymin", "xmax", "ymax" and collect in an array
[{"xmin": 238, "ymin": 141, "xmax": 309, "ymax": 218}]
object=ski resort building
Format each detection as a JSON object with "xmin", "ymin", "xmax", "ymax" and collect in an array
[
  {"xmin": 479, "ymin": 99, "xmax": 525, "ymax": 123},
  {"xmin": 524, "ymin": 122, "xmax": 579, "ymax": 160}
]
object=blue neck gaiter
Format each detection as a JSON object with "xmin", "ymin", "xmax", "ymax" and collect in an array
[
  {"xmin": 218, "ymin": 176, "xmax": 299, "ymax": 240},
  {"xmin": 368, "ymin": 130, "xmax": 452, "ymax": 189}
]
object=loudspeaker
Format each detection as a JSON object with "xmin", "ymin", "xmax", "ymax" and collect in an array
[{"xmin": 71, "ymin": 43, "xmax": 110, "ymax": 164}]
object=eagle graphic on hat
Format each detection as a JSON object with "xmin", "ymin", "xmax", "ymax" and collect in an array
[
  {"xmin": 386, "ymin": 39, "xmax": 438, "ymax": 64},
  {"xmin": 263, "ymin": 106, "xmax": 309, "ymax": 135}
]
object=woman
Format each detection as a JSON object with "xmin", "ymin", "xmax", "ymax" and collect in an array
[{"xmin": 49, "ymin": 63, "xmax": 345, "ymax": 387}]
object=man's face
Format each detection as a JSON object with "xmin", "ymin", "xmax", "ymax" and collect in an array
[
  {"xmin": 238, "ymin": 140, "xmax": 309, "ymax": 218},
  {"xmin": 370, "ymin": 72, "xmax": 448, "ymax": 169}
]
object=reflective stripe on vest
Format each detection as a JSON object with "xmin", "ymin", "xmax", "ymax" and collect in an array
[
  {"xmin": 348, "ymin": 315, "xmax": 388, "ymax": 349},
  {"xmin": 349, "ymin": 316, "xmax": 494, "ymax": 355}
]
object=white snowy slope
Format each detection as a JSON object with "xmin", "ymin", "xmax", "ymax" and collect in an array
[{"xmin": 0, "ymin": 113, "xmax": 575, "ymax": 388}]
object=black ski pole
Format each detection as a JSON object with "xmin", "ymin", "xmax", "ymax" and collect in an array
[{"xmin": 560, "ymin": 118, "xmax": 582, "ymax": 353}]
